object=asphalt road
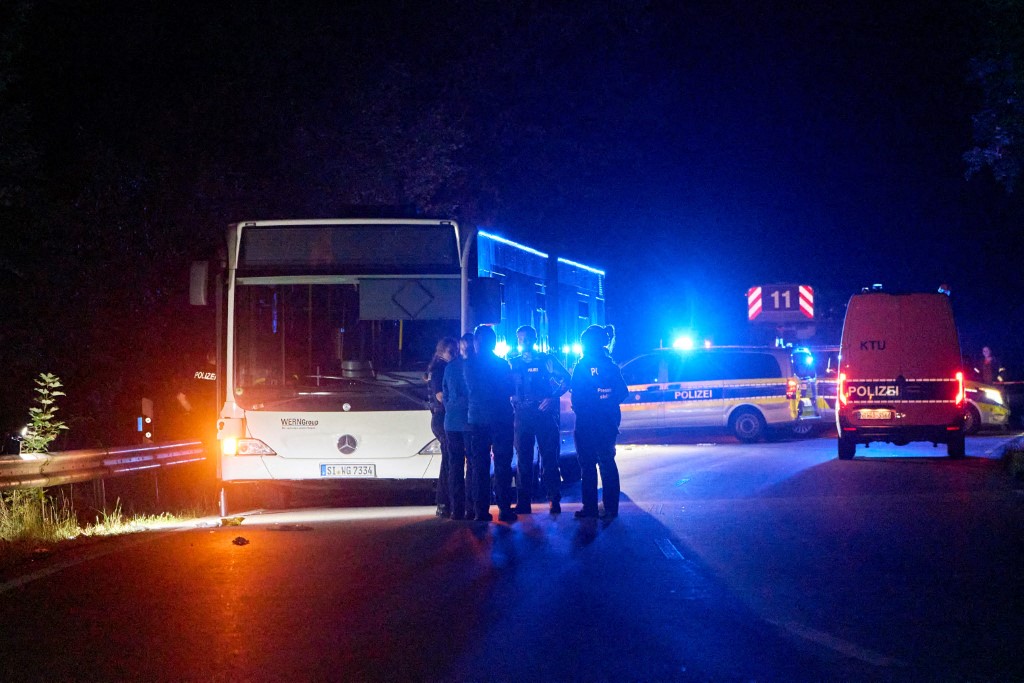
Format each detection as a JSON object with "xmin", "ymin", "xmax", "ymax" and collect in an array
[{"xmin": 1, "ymin": 431, "xmax": 1022, "ymax": 682}]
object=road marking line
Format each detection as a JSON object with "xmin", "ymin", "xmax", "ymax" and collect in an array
[
  {"xmin": 767, "ymin": 619, "xmax": 905, "ymax": 667},
  {"xmin": 656, "ymin": 537, "xmax": 684, "ymax": 560}
]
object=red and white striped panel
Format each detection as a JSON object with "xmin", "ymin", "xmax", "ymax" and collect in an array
[
  {"xmin": 747, "ymin": 286, "xmax": 762, "ymax": 320},
  {"xmin": 799, "ymin": 285, "xmax": 814, "ymax": 319}
]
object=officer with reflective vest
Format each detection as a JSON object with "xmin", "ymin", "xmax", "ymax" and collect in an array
[
  {"xmin": 570, "ymin": 325, "xmax": 628, "ymax": 521},
  {"xmin": 510, "ymin": 325, "xmax": 571, "ymax": 514}
]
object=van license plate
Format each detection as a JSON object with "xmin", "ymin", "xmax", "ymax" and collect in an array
[
  {"xmin": 320, "ymin": 464, "xmax": 376, "ymax": 478},
  {"xmin": 858, "ymin": 409, "xmax": 892, "ymax": 420}
]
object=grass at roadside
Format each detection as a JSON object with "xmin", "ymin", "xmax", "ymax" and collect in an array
[
  {"xmin": 1004, "ymin": 437, "xmax": 1024, "ymax": 480},
  {"xmin": 0, "ymin": 488, "xmax": 213, "ymax": 574}
]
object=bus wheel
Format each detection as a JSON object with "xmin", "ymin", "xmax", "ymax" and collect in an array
[
  {"xmin": 837, "ymin": 434, "xmax": 856, "ymax": 460},
  {"xmin": 947, "ymin": 433, "xmax": 966, "ymax": 459},
  {"xmin": 731, "ymin": 409, "xmax": 766, "ymax": 443},
  {"xmin": 963, "ymin": 405, "xmax": 981, "ymax": 436}
]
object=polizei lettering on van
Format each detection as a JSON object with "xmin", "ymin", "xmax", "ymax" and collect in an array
[{"xmin": 845, "ymin": 384, "xmax": 900, "ymax": 400}]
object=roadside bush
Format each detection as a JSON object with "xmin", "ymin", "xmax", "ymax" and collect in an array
[
  {"xmin": 1005, "ymin": 446, "xmax": 1024, "ymax": 481},
  {"xmin": 0, "ymin": 489, "xmax": 79, "ymax": 543}
]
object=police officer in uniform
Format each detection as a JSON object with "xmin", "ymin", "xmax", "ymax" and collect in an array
[
  {"xmin": 167, "ymin": 349, "xmax": 219, "ymax": 444},
  {"xmin": 510, "ymin": 325, "xmax": 571, "ymax": 514},
  {"xmin": 570, "ymin": 325, "xmax": 628, "ymax": 521},
  {"xmin": 464, "ymin": 324, "xmax": 516, "ymax": 523}
]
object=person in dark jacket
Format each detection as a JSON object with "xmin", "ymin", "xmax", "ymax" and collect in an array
[
  {"xmin": 464, "ymin": 324, "xmax": 516, "ymax": 523},
  {"xmin": 510, "ymin": 325, "xmax": 571, "ymax": 514},
  {"xmin": 570, "ymin": 324, "xmax": 628, "ymax": 521},
  {"xmin": 427, "ymin": 337, "xmax": 458, "ymax": 518},
  {"xmin": 442, "ymin": 332, "xmax": 475, "ymax": 520}
]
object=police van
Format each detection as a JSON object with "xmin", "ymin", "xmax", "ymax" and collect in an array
[
  {"xmin": 616, "ymin": 346, "xmax": 819, "ymax": 442},
  {"xmin": 836, "ymin": 288, "xmax": 965, "ymax": 459}
]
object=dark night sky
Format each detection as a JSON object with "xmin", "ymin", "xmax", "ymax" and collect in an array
[{"xmin": 3, "ymin": 0, "xmax": 1023, "ymax": 437}]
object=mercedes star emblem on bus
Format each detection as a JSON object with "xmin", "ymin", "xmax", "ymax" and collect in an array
[{"xmin": 337, "ymin": 434, "xmax": 358, "ymax": 454}]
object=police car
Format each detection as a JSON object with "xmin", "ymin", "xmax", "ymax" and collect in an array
[{"xmin": 613, "ymin": 346, "xmax": 819, "ymax": 442}]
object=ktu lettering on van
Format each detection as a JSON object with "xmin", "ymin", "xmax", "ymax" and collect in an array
[{"xmin": 859, "ymin": 340, "xmax": 887, "ymax": 351}]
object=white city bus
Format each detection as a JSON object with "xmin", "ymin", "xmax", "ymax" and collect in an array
[{"xmin": 194, "ymin": 219, "xmax": 490, "ymax": 514}]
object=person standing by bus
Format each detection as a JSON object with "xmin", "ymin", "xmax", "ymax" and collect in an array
[
  {"xmin": 510, "ymin": 325, "xmax": 571, "ymax": 514},
  {"xmin": 465, "ymin": 325, "xmax": 516, "ymax": 523},
  {"xmin": 426, "ymin": 337, "xmax": 458, "ymax": 518},
  {"xmin": 443, "ymin": 332, "xmax": 475, "ymax": 520},
  {"xmin": 571, "ymin": 325, "xmax": 628, "ymax": 521}
]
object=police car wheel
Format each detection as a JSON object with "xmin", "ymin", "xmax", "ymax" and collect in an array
[
  {"xmin": 731, "ymin": 409, "xmax": 766, "ymax": 443},
  {"xmin": 791, "ymin": 421, "xmax": 815, "ymax": 437},
  {"xmin": 963, "ymin": 405, "xmax": 981, "ymax": 436}
]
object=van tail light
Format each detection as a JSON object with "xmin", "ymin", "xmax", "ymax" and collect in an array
[
  {"xmin": 838, "ymin": 372, "xmax": 848, "ymax": 406},
  {"xmin": 786, "ymin": 378, "xmax": 798, "ymax": 400},
  {"xmin": 955, "ymin": 371, "xmax": 964, "ymax": 406}
]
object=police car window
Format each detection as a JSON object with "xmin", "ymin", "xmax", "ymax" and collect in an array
[
  {"xmin": 621, "ymin": 355, "xmax": 662, "ymax": 385},
  {"xmin": 667, "ymin": 352, "xmax": 723, "ymax": 382},
  {"xmin": 718, "ymin": 353, "xmax": 781, "ymax": 380}
]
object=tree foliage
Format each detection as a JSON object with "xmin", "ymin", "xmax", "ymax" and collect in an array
[{"xmin": 964, "ymin": 0, "xmax": 1024, "ymax": 192}]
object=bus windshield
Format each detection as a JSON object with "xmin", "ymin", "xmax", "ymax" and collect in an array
[{"xmin": 232, "ymin": 282, "xmax": 458, "ymax": 411}]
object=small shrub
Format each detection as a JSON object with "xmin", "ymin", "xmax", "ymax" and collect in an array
[{"xmin": 22, "ymin": 372, "xmax": 68, "ymax": 453}]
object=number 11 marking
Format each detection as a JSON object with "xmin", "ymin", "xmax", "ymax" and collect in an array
[{"xmin": 771, "ymin": 290, "xmax": 791, "ymax": 309}]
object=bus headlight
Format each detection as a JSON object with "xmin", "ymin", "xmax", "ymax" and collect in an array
[
  {"xmin": 418, "ymin": 439, "xmax": 442, "ymax": 456},
  {"xmin": 222, "ymin": 438, "xmax": 276, "ymax": 456}
]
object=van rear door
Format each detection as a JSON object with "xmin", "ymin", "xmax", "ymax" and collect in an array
[
  {"xmin": 898, "ymin": 294, "xmax": 960, "ymax": 380},
  {"xmin": 842, "ymin": 294, "xmax": 903, "ymax": 383}
]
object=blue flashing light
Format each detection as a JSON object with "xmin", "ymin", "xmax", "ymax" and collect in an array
[
  {"xmin": 495, "ymin": 340, "xmax": 512, "ymax": 358},
  {"xmin": 672, "ymin": 336, "xmax": 695, "ymax": 350},
  {"xmin": 562, "ymin": 344, "xmax": 571, "ymax": 354},
  {"xmin": 478, "ymin": 230, "xmax": 548, "ymax": 259},
  {"xmin": 572, "ymin": 343, "xmax": 583, "ymax": 355},
  {"xmin": 556, "ymin": 256, "xmax": 605, "ymax": 276}
]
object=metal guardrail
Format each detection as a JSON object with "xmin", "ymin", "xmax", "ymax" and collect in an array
[{"xmin": 0, "ymin": 440, "xmax": 207, "ymax": 490}]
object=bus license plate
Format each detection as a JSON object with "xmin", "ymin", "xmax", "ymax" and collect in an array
[
  {"xmin": 858, "ymin": 409, "xmax": 892, "ymax": 420},
  {"xmin": 320, "ymin": 464, "xmax": 376, "ymax": 478}
]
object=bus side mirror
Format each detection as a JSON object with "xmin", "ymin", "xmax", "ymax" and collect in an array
[
  {"xmin": 190, "ymin": 261, "xmax": 210, "ymax": 306},
  {"xmin": 469, "ymin": 277, "xmax": 501, "ymax": 325}
]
